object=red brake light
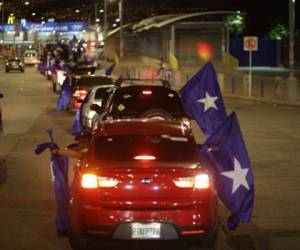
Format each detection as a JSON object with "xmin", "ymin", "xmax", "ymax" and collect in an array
[
  {"xmin": 134, "ymin": 155, "xmax": 156, "ymax": 161},
  {"xmin": 142, "ymin": 90, "xmax": 152, "ymax": 95},
  {"xmin": 74, "ymin": 89, "xmax": 87, "ymax": 97}
]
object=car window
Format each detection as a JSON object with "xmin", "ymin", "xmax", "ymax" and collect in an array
[
  {"xmin": 76, "ymin": 77, "xmax": 113, "ymax": 87},
  {"xmin": 93, "ymin": 135, "xmax": 196, "ymax": 163},
  {"xmin": 110, "ymin": 87, "xmax": 184, "ymax": 116}
]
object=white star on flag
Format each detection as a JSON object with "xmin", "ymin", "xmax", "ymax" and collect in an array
[
  {"xmin": 198, "ymin": 91, "xmax": 218, "ymax": 112},
  {"xmin": 221, "ymin": 158, "xmax": 250, "ymax": 194}
]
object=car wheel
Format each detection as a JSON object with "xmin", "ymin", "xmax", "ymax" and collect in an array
[
  {"xmin": 140, "ymin": 109, "xmax": 174, "ymax": 120},
  {"xmin": 0, "ymin": 110, "xmax": 2, "ymax": 131},
  {"xmin": 68, "ymin": 228, "xmax": 89, "ymax": 250},
  {"xmin": 188, "ymin": 228, "xmax": 218, "ymax": 249},
  {"xmin": 52, "ymin": 82, "xmax": 56, "ymax": 93}
]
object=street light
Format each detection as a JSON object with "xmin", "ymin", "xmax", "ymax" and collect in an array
[{"xmin": 25, "ymin": 1, "xmax": 30, "ymax": 5}]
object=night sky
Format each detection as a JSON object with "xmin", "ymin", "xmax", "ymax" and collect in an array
[{"xmin": 8, "ymin": 0, "xmax": 300, "ymax": 37}]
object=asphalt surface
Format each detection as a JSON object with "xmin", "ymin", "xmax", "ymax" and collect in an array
[{"xmin": 0, "ymin": 67, "xmax": 300, "ymax": 250}]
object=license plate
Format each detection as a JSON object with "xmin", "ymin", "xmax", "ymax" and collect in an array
[{"xmin": 132, "ymin": 223, "xmax": 161, "ymax": 239}]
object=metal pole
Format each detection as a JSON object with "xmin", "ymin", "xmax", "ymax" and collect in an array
[
  {"xmin": 289, "ymin": 0, "xmax": 295, "ymax": 78},
  {"xmin": 94, "ymin": 1, "xmax": 98, "ymax": 41},
  {"xmin": 248, "ymin": 50, "xmax": 252, "ymax": 97},
  {"xmin": 2, "ymin": 1, "xmax": 4, "ymax": 51},
  {"xmin": 119, "ymin": 0, "xmax": 124, "ymax": 60},
  {"xmin": 287, "ymin": 0, "xmax": 298, "ymax": 101},
  {"xmin": 104, "ymin": 0, "xmax": 107, "ymax": 61}
]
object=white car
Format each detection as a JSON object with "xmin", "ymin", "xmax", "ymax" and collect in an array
[
  {"xmin": 24, "ymin": 50, "xmax": 38, "ymax": 65},
  {"xmin": 80, "ymin": 85, "xmax": 114, "ymax": 130}
]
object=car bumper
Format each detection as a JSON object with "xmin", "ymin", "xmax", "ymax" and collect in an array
[{"xmin": 69, "ymin": 204, "xmax": 218, "ymax": 241}]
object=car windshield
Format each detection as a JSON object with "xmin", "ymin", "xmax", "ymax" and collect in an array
[
  {"xmin": 94, "ymin": 134, "xmax": 196, "ymax": 163},
  {"xmin": 72, "ymin": 66, "xmax": 96, "ymax": 75},
  {"xmin": 111, "ymin": 87, "xmax": 184, "ymax": 116},
  {"xmin": 76, "ymin": 77, "xmax": 113, "ymax": 87},
  {"xmin": 8, "ymin": 59, "xmax": 20, "ymax": 63},
  {"xmin": 25, "ymin": 52, "xmax": 36, "ymax": 57}
]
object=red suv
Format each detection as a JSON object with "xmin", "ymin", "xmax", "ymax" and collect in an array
[{"xmin": 68, "ymin": 119, "xmax": 218, "ymax": 249}]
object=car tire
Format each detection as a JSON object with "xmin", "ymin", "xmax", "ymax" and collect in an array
[
  {"xmin": 140, "ymin": 109, "xmax": 174, "ymax": 120},
  {"xmin": 188, "ymin": 228, "xmax": 218, "ymax": 249},
  {"xmin": 52, "ymin": 82, "xmax": 56, "ymax": 93},
  {"xmin": 68, "ymin": 228, "xmax": 89, "ymax": 250}
]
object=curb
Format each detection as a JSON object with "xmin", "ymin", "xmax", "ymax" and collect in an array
[{"xmin": 223, "ymin": 94, "xmax": 300, "ymax": 107}]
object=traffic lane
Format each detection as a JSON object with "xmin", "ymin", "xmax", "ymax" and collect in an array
[
  {"xmin": 0, "ymin": 67, "xmax": 72, "ymax": 250},
  {"xmin": 1, "ymin": 68, "xmax": 297, "ymax": 250},
  {"xmin": 192, "ymin": 99, "xmax": 300, "ymax": 249}
]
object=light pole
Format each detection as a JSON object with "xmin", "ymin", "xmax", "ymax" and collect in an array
[
  {"xmin": 119, "ymin": 0, "xmax": 123, "ymax": 60},
  {"xmin": 1, "ymin": 1, "xmax": 4, "ymax": 49},
  {"xmin": 287, "ymin": 0, "xmax": 298, "ymax": 101},
  {"xmin": 104, "ymin": 0, "xmax": 107, "ymax": 61}
]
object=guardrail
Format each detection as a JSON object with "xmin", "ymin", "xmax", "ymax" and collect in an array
[{"xmin": 222, "ymin": 52, "xmax": 239, "ymax": 70}]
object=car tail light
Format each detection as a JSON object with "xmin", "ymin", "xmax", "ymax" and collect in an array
[
  {"xmin": 173, "ymin": 174, "xmax": 210, "ymax": 189},
  {"xmin": 73, "ymin": 89, "xmax": 87, "ymax": 97},
  {"xmin": 142, "ymin": 90, "xmax": 152, "ymax": 95},
  {"xmin": 134, "ymin": 155, "xmax": 156, "ymax": 161},
  {"xmin": 81, "ymin": 174, "xmax": 98, "ymax": 189},
  {"xmin": 98, "ymin": 177, "xmax": 119, "ymax": 187},
  {"xmin": 181, "ymin": 117, "xmax": 191, "ymax": 129},
  {"xmin": 81, "ymin": 174, "xmax": 119, "ymax": 189}
]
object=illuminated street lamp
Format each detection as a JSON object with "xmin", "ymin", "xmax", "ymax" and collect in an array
[
  {"xmin": 75, "ymin": 9, "xmax": 80, "ymax": 13},
  {"xmin": 25, "ymin": 1, "xmax": 30, "ymax": 5},
  {"xmin": 32, "ymin": 12, "xmax": 36, "ymax": 16}
]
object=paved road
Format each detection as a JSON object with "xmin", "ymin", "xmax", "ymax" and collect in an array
[{"xmin": 0, "ymin": 67, "xmax": 300, "ymax": 250}]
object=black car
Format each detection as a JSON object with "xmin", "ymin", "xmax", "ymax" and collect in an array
[
  {"xmin": 5, "ymin": 58, "xmax": 24, "ymax": 73},
  {"xmin": 0, "ymin": 92, "xmax": 3, "ymax": 131},
  {"xmin": 92, "ymin": 79, "xmax": 190, "ymax": 128}
]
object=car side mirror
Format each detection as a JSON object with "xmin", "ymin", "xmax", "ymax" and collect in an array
[
  {"xmin": 0, "ymin": 93, "xmax": 3, "ymax": 98},
  {"xmin": 90, "ymin": 104, "xmax": 103, "ymax": 114}
]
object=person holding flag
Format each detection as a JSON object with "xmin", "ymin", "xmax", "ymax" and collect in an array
[{"xmin": 35, "ymin": 130, "xmax": 69, "ymax": 236}]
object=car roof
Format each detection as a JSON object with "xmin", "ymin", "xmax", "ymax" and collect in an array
[
  {"xmin": 95, "ymin": 119, "xmax": 191, "ymax": 137},
  {"xmin": 113, "ymin": 84, "xmax": 177, "ymax": 93}
]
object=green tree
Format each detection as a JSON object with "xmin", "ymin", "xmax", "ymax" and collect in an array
[
  {"xmin": 268, "ymin": 24, "xmax": 288, "ymax": 40},
  {"xmin": 227, "ymin": 13, "xmax": 246, "ymax": 35}
]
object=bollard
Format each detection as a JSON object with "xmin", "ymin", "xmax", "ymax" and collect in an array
[
  {"xmin": 260, "ymin": 80, "xmax": 264, "ymax": 97},
  {"xmin": 231, "ymin": 78, "xmax": 236, "ymax": 95}
]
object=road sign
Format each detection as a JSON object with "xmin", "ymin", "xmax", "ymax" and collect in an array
[
  {"xmin": 244, "ymin": 36, "xmax": 258, "ymax": 51},
  {"xmin": 243, "ymin": 36, "xmax": 258, "ymax": 97}
]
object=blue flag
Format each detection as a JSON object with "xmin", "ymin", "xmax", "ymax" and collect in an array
[
  {"xmin": 105, "ymin": 63, "xmax": 115, "ymax": 76},
  {"xmin": 200, "ymin": 112, "xmax": 254, "ymax": 230},
  {"xmin": 180, "ymin": 62, "xmax": 227, "ymax": 137},
  {"xmin": 71, "ymin": 110, "xmax": 83, "ymax": 136},
  {"xmin": 35, "ymin": 129, "xmax": 69, "ymax": 235},
  {"xmin": 56, "ymin": 77, "xmax": 71, "ymax": 112}
]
